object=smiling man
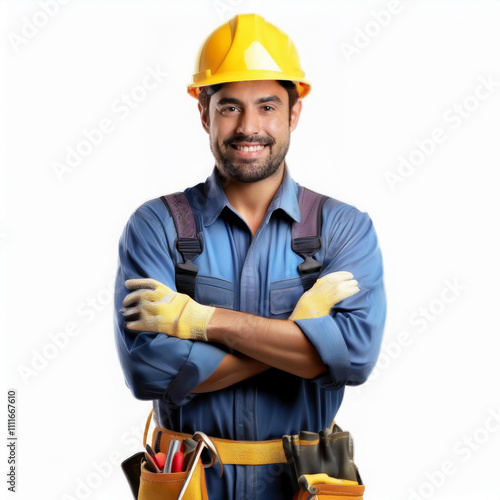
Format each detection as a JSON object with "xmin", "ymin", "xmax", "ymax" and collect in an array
[
  {"xmin": 115, "ymin": 13, "xmax": 386, "ymax": 500},
  {"xmin": 206, "ymin": 80, "xmax": 294, "ymax": 184}
]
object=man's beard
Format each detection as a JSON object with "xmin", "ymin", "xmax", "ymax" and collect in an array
[{"xmin": 210, "ymin": 134, "xmax": 290, "ymax": 183}]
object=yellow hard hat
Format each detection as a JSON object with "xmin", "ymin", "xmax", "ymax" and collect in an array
[{"xmin": 187, "ymin": 14, "xmax": 311, "ymax": 99}]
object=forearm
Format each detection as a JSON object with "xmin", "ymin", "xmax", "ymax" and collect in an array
[
  {"xmin": 192, "ymin": 352, "xmax": 270, "ymax": 393},
  {"xmin": 206, "ymin": 308, "xmax": 327, "ymax": 379}
]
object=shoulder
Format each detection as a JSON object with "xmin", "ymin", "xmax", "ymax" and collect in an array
[
  {"xmin": 321, "ymin": 196, "xmax": 369, "ymax": 228},
  {"xmin": 133, "ymin": 197, "xmax": 169, "ymax": 225},
  {"xmin": 127, "ymin": 182, "xmax": 206, "ymax": 236},
  {"xmin": 319, "ymin": 197, "xmax": 378, "ymax": 253},
  {"xmin": 132, "ymin": 182, "xmax": 202, "ymax": 222},
  {"xmin": 295, "ymin": 186, "xmax": 376, "ymax": 252},
  {"xmin": 298, "ymin": 185, "xmax": 370, "ymax": 228}
]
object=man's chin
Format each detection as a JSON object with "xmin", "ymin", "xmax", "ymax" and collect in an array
[{"xmin": 223, "ymin": 163, "xmax": 282, "ymax": 183}]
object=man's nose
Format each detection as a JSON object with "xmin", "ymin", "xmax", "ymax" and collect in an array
[{"xmin": 236, "ymin": 109, "xmax": 261, "ymax": 136}]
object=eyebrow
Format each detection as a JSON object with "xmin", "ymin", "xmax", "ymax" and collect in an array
[{"xmin": 216, "ymin": 95, "xmax": 284, "ymax": 107}]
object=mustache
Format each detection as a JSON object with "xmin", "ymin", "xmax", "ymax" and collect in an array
[{"xmin": 224, "ymin": 136, "xmax": 274, "ymax": 146}]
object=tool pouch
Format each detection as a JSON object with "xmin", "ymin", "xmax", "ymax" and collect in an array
[
  {"xmin": 121, "ymin": 409, "xmax": 210, "ymax": 500},
  {"xmin": 283, "ymin": 424, "xmax": 364, "ymax": 500},
  {"xmin": 138, "ymin": 458, "xmax": 208, "ymax": 500}
]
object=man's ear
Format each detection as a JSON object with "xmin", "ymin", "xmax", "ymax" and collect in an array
[
  {"xmin": 198, "ymin": 101, "xmax": 210, "ymax": 133},
  {"xmin": 289, "ymin": 99, "xmax": 302, "ymax": 132}
]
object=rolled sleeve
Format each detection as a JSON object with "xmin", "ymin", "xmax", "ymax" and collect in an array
[
  {"xmin": 114, "ymin": 201, "xmax": 226, "ymax": 405},
  {"xmin": 167, "ymin": 341, "xmax": 226, "ymax": 406},
  {"xmin": 295, "ymin": 315, "xmax": 351, "ymax": 389},
  {"xmin": 312, "ymin": 204, "xmax": 387, "ymax": 387}
]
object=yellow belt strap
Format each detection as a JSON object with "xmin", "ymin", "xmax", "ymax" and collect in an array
[
  {"xmin": 153, "ymin": 426, "xmax": 287, "ymax": 465},
  {"xmin": 143, "ymin": 409, "xmax": 337, "ymax": 466}
]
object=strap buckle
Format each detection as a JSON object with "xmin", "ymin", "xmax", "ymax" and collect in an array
[{"xmin": 176, "ymin": 237, "xmax": 202, "ymax": 263}]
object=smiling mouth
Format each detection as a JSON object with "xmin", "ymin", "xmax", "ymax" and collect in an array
[{"xmin": 231, "ymin": 144, "xmax": 268, "ymax": 152}]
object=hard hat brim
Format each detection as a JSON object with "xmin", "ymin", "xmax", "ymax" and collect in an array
[{"xmin": 187, "ymin": 71, "xmax": 311, "ymax": 99}]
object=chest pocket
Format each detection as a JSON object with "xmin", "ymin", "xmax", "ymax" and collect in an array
[
  {"xmin": 269, "ymin": 277, "xmax": 305, "ymax": 319},
  {"xmin": 195, "ymin": 275, "xmax": 235, "ymax": 309}
]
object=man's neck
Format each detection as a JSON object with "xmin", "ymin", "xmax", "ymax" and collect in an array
[{"xmin": 218, "ymin": 164, "xmax": 285, "ymax": 235}]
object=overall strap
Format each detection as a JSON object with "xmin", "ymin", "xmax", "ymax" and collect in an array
[
  {"xmin": 292, "ymin": 186, "xmax": 328, "ymax": 292},
  {"xmin": 161, "ymin": 192, "xmax": 201, "ymax": 299}
]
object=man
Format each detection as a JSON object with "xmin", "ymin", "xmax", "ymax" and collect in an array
[{"xmin": 114, "ymin": 13, "xmax": 386, "ymax": 499}]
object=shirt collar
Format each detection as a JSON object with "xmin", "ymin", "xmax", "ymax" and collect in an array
[{"xmin": 202, "ymin": 164, "xmax": 301, "ymax": 227}]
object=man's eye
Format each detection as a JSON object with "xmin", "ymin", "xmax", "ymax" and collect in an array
[
  {"xmin": 221, "ymin": 106, "xmax": 238, "ymax": 113},
  {"xmin": 262, "ymin": 105, "xmax": 274, "ymax": 112}
]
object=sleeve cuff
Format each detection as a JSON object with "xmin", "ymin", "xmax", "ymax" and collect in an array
[
  {"xmin": 295, "ymin": 315, "xmax": 351, "ymax": 390},
  {"xmin": 165, "ymin": 341, "xmax": 226, "ymax": 406}
]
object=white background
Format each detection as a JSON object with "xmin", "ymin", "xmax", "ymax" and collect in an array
[{"xmin": 1, "ymin": 1, "xmax": 499, "ymax": 499}]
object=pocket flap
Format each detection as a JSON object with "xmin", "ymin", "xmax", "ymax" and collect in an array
[{"xmin": 270, "ymin": 278, "xmax": 304, "ymax": 315}]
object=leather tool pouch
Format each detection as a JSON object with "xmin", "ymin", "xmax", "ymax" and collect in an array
[
  {"xmin": 283, "ymin": 424, "xmax": 365, "ymax": 499},
  {"xmin": 121, "ymin": 410, "xmax": 209, "ymax": 500},
  {"xmin": 138, "ymin": 458, "xmax": 208, "ymax": 500}
]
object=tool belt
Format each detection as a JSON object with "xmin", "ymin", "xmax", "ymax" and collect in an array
[{"xmin": 121, "ymin": 409, "xmax": 365, "ymax": 500}]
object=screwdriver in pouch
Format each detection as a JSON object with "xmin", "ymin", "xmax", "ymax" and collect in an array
[{"xmin": 165, "ymin": 440, "xmax": 182, "ymax": 473}]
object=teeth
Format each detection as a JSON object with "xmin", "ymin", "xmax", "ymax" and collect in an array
[{"xmin": 235, "ymin": 145, "xmax": 265, "ymax": 152}]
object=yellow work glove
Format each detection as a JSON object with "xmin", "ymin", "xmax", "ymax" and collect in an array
[
  {"xmin": 121, "ymin": 278, "xmax": 215, "ymax": 341},
  {"xmin": 289, "ymin": 271, "xmax": 359, "ymax": 321}
]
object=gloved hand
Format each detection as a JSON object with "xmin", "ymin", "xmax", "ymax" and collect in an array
[
  {"xmin": 289, "ymin": 271, "xmax": 359, "ymax": 321},
  {"xmin": 121, "ymin": 278, "xmax": 216, "ymax": 341}
]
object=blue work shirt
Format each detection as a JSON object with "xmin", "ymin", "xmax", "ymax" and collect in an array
[{"xmin": 114, "ymin": 167, "xmax": 386, "ymax": 499}]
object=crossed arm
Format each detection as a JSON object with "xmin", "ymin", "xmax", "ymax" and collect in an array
[
  {"xmin": 121, "ymin": 273, "xmax": 359, "ymax": 393},
  {"xmin": 197, "ymin": 310, "xmax": 325, "ymax": 392}
]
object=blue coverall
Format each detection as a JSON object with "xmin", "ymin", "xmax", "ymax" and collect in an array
[{"xmin": 114, "ymin": 167, "xmax": 386, "ymax": 499}]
